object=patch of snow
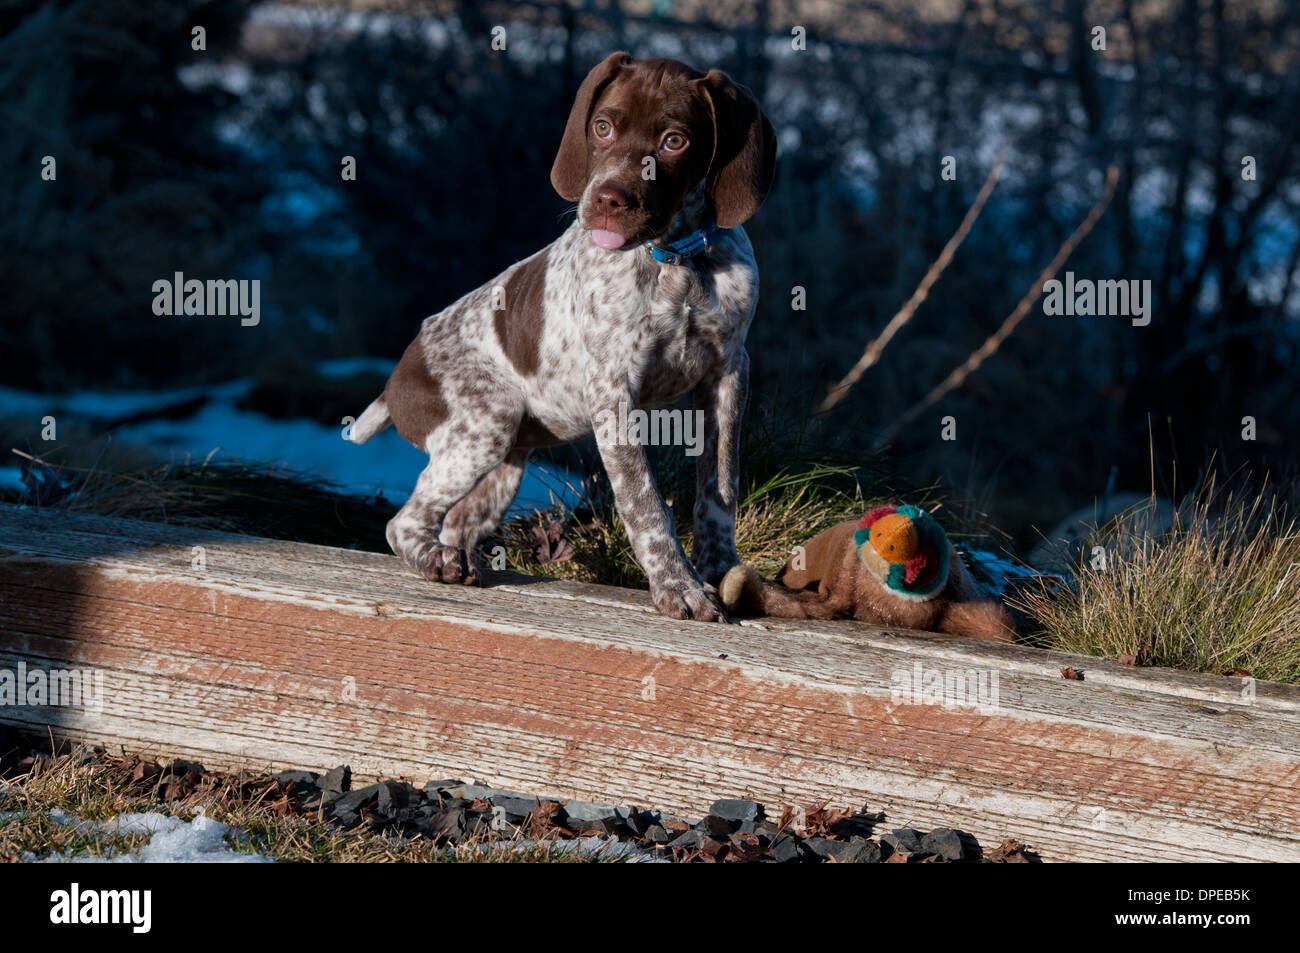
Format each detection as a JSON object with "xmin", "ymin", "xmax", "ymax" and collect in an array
[
  {"xmin": 29, "ymin": 810, "xmax": 272, "ymax": 864},
  {"xmin": 0, "ymin": 370, "xmax": 584, "ymax": 517},
  {"xmin": 0, "ymin": 466, "xmax": 24, "ymax": 492},
  {"xmin": 316, "ymin": 356, "xmax": 396, "ymax": 379},
  {"xmin": 0, "ymin": 380, "xmax": 250, "ymax": 422}
]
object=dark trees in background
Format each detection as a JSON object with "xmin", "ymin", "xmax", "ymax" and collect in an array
[
  {"xmin": 0, "ymin": 0, "xmax": 256, "ymax": 391},
  {"xmin": 239, "ymin": 1, "xmax": 577, "ymax": 364},
  {"xmin": 1, "ymin": 0, "xmax": 1297, "ymax": 543}
]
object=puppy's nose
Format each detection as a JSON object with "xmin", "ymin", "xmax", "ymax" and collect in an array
[{"xmin": 593, "ymin": 185, "xmax": 630, "ymax": 217}]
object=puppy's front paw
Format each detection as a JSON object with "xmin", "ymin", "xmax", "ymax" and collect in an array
[
  {"xmin": 414, "ymin": 544, "xmax": 481, "ymax": 586},
  {"xmin": 651, "ymin": 581, "xmax": 729, "ymax": 623}
]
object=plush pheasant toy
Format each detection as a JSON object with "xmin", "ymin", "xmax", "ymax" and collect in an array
[{"xmin": 720, "ymin": 504, "xmax": 1016, "ymax": 642}]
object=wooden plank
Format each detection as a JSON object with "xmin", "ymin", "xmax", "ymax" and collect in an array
[{"xmin": 0, "ymin": 503, "xmax": 1297, "ymax": 862}]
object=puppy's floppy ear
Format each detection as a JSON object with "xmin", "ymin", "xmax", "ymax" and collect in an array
[
  {"xmin": 692, "ymin": 70, "xmax": 777, "ymax": 228},
  {"xmin": 551, "ymin": 51, "xmax": 632, "ymax": 201}
]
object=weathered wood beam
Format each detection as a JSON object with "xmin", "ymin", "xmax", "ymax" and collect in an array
[{"xmin": 1, "ymin": 504, "xmax": 1297, "ymax": 862}]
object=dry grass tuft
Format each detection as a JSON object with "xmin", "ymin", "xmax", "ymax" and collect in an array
[
  {"xmin": 0, "ymin": 748, "xmax": 617, "ymax": 863},
  {"xmin": 4, "ymin": 455, "xmax": 395, "ymax": 551},
  {"xmin": 499, "ymin": 464, "xmax": 876, "ymax": 586},
  {"xmin": 1011, "ymin": 481, "xmax": 1300, "ymax": 683}
]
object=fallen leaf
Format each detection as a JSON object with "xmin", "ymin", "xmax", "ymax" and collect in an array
[
  {"xmin": 778, "ymin": 804, "xmax": 808, "ymax": 836},
  {"xmin": 530, "ymin": 519, "xmax": 575, "ymax": 565},
  {"xmin": 1060, "ymin": 667, "xmax": 1084, "ymax": 680},
  {"xmin": 804, "ymin": 803, "xmax": 849, "ymax": 837},
  {"xmin": 986, "ymin": 837, "xmax": 1033, "ymax": 863},
  {"xmin": 696, "ymin": 840, "xmax": 728, "ymax": 863},
  {"xmin": 162, "ymin": 779, "xmax": 192, "ymax": 802},
  {"xmin": 131, "ymin": 760, "xmax": 161, "ymax": 783},
  {"xmin": 526, "ymin": 800, "xmax": 565, "ymax": 837}
]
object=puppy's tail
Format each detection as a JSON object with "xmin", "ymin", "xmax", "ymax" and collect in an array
[{"xmin": 346, "ymin": 396, "xmax": 391, "ymax": 444}]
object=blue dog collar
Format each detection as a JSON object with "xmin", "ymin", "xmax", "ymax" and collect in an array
[{"xmin": 644, "ymin": 222, "xmax": 727, "ymax": 265}]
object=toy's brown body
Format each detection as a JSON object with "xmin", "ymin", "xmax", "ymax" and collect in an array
[{"xmin": 722, "ymin": 520, "xmax": 1016, "ymax": 642}]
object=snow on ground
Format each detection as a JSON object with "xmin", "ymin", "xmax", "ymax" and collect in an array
[
  {"xmin": 11, "ymin": 803, "xmax": 655, "ymax": 863},
  {"xmin": 0, "ymin": 361, "xmax": 584, "ymax": 516},
  {"xmin": 25, "ymin": 810, "xmax": 272, "ymax": 863},
  {"xmin": 0, "ymin": 467, "xmax": 24, "ymax": 492}
]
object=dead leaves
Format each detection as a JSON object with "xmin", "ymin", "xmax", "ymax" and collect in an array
[
  {"xmin": 530, "ymin": 519, "xmax": 574, "ymax": 565},
  {"xmin": 129, "ymin": 759, "xmax": 160, "ymax": 784},
  {"xmin": 674, "ymin": 831, "xmax": 770, "ymax": 864},
  {"xmin": 524, "ymin": 799, "xmax": 565, "ymax": 838},
  {"xmin": 986, "ymin": 837, "xmax": 1035, "ymax": 863},
  {"xmin": 803, "ymin": 804, "xmax": 850, "ymax": 838},
  {"xmin": 1060, "ymin": 667, "xmax": 1085, "ymax": 680},
  {"xmin": 120, "ymin": 757, "xmax": 287, "ymax": 814}
]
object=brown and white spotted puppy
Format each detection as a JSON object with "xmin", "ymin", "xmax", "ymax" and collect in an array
[{"xmin": 347, "ymin": 52, "xmax": 777, "ymax": 622}]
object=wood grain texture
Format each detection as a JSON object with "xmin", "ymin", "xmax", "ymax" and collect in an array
[{"xmin": 1, "ymin": 504, "xmax": 1297, "ymax": 862}]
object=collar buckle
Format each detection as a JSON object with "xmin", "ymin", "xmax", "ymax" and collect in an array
[{"xmin": 644, "ymin": 222, "xmax": 727, "ymax": 266}]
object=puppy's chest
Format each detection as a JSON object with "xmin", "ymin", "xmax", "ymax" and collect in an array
[
  {"xmin": 603, "ymin": 262, "xmax": 735, "ymax": 369},
  {"xmin": 639, "ymin": 286, "xmax": 726, "ymax": 398}
]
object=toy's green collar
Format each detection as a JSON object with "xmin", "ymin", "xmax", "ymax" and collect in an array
[{"xmin": 853, "ymin": 504, "xmax": 950, "ymax": 602}]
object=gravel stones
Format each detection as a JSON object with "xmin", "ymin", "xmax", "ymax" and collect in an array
[
  {"xmin": 139, "ymin": 757, "xmax": 1014, "ymax": 863},
  {"xmin": 709, "ymin": 798, "xmax": 764, "ymax": 830},
  {"xmin": 559, "ymin": 800, "xmax": 623, "ymax": 833},
  {"xmin": 883, "ymin": 828, "xmax": 926, "ymax": 854},
  {"xmin": 922, "ymin": 827, "xmax": 978, "ymax": 861}
]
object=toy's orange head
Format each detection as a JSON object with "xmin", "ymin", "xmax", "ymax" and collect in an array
[
  {"xmin": 869, "ymin": 513, "xmax": 920, "ymax": 564},
  {"xmin": 855, "ymin": 504, "xmax": 951, "ymax": 600}
]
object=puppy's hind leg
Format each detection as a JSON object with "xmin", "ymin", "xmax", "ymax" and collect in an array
[
  {"xmin": 386, "ymin": 416, "xmax": 517, "ymax": 586},
  {"xmin": 438, "ymin": 447, "xmax": 532, "ymax": 578}
]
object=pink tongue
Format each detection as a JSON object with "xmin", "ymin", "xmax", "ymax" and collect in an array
[{"xmin": 590, "ymin": 229, "xmax": 627, "ymax": 250}]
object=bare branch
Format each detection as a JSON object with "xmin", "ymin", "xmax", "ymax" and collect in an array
[
  {"xmin": 871, "ymin": 164, "xmax": 1121, "ymax": 452},
  {"xmin": 815, "ymin": 146, "xmax": 1007, "ymax": 416}
]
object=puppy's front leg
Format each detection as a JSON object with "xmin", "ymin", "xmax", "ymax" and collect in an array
[
  {"xmin": 691, "ymin": 349, "xmax": 748, "ymax": 585},
  {"xmin": 588, "ymin": 381, "xmax": 728, "ymax": 623}
]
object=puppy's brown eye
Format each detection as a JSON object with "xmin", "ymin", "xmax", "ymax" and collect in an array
[
  {"xmin": 661, "ymin": 133, "xmax": 687, "ymax": 152},
  {"xmin": 593, "ymin": 119, "xmax": 613, "ymax": 138}
]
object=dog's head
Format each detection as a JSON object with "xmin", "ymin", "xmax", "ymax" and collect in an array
[{"xmin": 551, "ymin": 52, "xmax": 777, "ymax": 250}]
